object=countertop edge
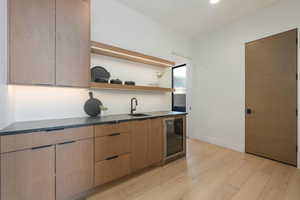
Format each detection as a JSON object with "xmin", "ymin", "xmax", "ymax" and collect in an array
[{"xmin": 0, "ymin": 112, "xmax": 187, "ymax": 136}]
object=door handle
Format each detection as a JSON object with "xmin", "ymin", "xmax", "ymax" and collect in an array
[{"xmin": 246, "ymin": 108, "xmax": 252, "ymax": 115}]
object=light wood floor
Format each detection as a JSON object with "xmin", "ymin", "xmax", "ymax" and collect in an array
[{"xmin": 86, "ymin": 139, "xmax": 300, "ymax": 200}]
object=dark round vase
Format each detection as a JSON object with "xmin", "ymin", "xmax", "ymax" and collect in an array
[{"xmin": 84, "ymin": 92, "xmax": 103, "ymax": 117}]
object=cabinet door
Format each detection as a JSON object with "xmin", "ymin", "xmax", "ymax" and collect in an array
[
  {"xmin": 131, "ymin": 120, "xmax": 149, "ymax": 172},
  {"xmin": 56, "ymin": 139, "xmax": 94, "ymax": 200},
  {"xmin": 9, "ymin": 0, "xmax": 55, "ymax": 85},
  {"xmin": 1, "ymin": 145, "xmax": 55, "ymax": 200},
  {"xmin": 148, "ymin": 118, "xmax": 164, "ymax": 166},
  {"xmin": 56, "ymin": 0, "xmax": 90, "ymax": 87}
]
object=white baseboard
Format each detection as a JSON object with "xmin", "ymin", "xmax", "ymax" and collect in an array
[{"xmin": 190, "ymin": 135, "xmax": 244, "ymax": 153}]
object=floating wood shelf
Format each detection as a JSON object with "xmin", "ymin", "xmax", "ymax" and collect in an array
[
  {"xmin": 89, "ymin": 82, "xmax": 174, "ymax": 92},
  {"xmin": 91, "ymin": 41, "xmax": 175, "ymax": 68}
]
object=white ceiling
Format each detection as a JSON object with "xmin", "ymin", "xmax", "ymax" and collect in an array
[{"xmin": 114, "ymin": 0, "xmax": 281, "ymax": 38}]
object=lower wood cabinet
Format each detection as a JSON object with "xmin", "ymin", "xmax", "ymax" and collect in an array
[
  {"xmin": 1, "ymin": 145, "xmax": 55, "ymax": 200},
  {"xmin": 131, "ymin": 120, "xmax": 149, "ymax": 172},
  {"xmin": 148, "ymin": 118, "xmax": 164, "ymax": 166},
  {"xmin": 95, "ymin": 133, "xmax": 130, "ymax": 162},
  {"xmin": 0, "ymin": 116, "xmax": 178, "ymax": 200},
  {"xmin": 94, "ymin": 154, "xmax": 131, "ymax": 186},
  {"xmin": 56, "ymin": 138, "xmax": 94, "ymax": 200}
]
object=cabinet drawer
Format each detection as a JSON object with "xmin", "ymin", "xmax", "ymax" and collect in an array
[
  {"xmin": 94, "ymin": 154, "xmax": 131, "ymax": 186},
  {"xmin": 95, "ymin": 133, "xmax": 130, "ymax": 162},
  {"xmin": 95, "ymin": 122, "xmax": 131, "ymax": 137},
  {"xmin": 1, "ymin": 132, "xmax": 55, "ymax": 153},
  {"xmin": 52, "ymin": 126, "xmax": 94, "ymax": 144},
  {"xmin": 94, "ymin": 124, "xmax": 116, "ymax": 137},
  {"xmin": 117, "ymin": 122, "xmax": 131, "ymax": 133},
  {"xmin": 1, "ymin": 126, "xmax": 94, "ymax": 153}
]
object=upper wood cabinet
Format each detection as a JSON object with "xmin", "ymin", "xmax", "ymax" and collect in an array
[
  {"xmin": 9, "ymin": 0, "xmax": 90, "ymax": 87},
  {"xmin": 1, "ymin": 145, "xmax": 55, "ymax": 200},
  {"xmin": 9, "ymin": 0, "xmax": 55, "ymax": 85},
  {"xmin": 56, "ymin": 138, "xmax": 94, "ymax": 200},
  {"xmin": 148, "ymin": 118, "xmax": 164, "ymax": 166},
  {"xmin": 55, "ymin": 0, "xmax": 90, "ymax": 87}
]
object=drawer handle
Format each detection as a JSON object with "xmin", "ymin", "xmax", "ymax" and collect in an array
[
  {"xmin": 106, "ymin": 155, "xmax": 119, "ymax": 160},
  {"xmin": 108, "ymin": 133, "xmax": 121, "ymax": 137},
  {"xmin": 32, "ymin": 144, "xmax": 53, "ymax": 150},
  {"xmin": 45, "ymin": 127, "xmax": 65, "ymax": 132},
  {"xmin": 58, "ymin": 140, "xmax": 76, "ymax": 145}
]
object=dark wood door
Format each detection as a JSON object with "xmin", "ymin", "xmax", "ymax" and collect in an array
[
  {"xmin": 9, "ymin": 0, "xmax": 55, "ymax": 85},
  {"xmin": 245, "ymin": 29, "xmax": 298, "ymax": 166},
  {"xmin": 56, "ymin": 0, "xmax": 90, "ymax": 87}
]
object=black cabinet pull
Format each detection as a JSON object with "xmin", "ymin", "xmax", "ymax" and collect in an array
[
  {"xmin": 32, "ymin": 144, "xmax": 53, "ymax": 150},
  {"xmin": 58, "ymin": 140, "xmax": 76, "ymax": 145},
  {"xmin": 108, "ymin": 133, "xmax": 121, "ymax": 137},
  {"xmin": 106, "ymin": 155, "xmax": 119, "ymax": 160},
  {"xmin": 45, "ymin": 127, "xmax": 65, "ymax": 132}
]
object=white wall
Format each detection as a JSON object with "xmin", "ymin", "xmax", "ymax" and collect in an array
[
  {"xmin": 191, "ymin": 0, "xmax": 300, "ymax": 167},
  {"xmin": 91, "ymin": 0, "xmax": 191, "ymax": 61},
  {"xmin": 0, "ymin": 0, "xmax": 13, "ymax": 129},
  {"xmin": 11, "ymin": 0, "xmax": 192, "ymax": 122}
]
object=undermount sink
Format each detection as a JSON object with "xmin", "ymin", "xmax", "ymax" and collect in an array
[{"xmin": 129, "ymin": 113, "xmax": 150, "ymax": 117}]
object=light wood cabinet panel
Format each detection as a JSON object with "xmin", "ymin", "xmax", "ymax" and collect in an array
[
  {"xmin": 51, "ymin": 126, "xmax": 94, "ymax": 144},
  {"xmin": 131, "ymin": 120, "xmax": 149, "ymax": 172},
  {"xmin": 56, "ymin": 138, "xmax": 94, "ymax": 200},
  {"xmin": 1, "ymin": 132, "xmax": 54, "ymax": 153},
  {"xmin": 94, "ymin": 124, "xmax": 117, "ymax": 137},
  {"xmin": 117, "ymin": 122, "xmax": 132, "ymax": 133},
  {"xmin": 9, "ymin": 0, "xmax": 55, "ymax": 85},
  {"xmin": 148, "ymin": 118, "xmax": 163, "ymax": 166},
  {"xmin": 55, "ymin": 0, "xmax": 90, "ymax": 87},
  {"xmin": 0, "ymin": 126, "xmax": 93, "ymax": 153},
  {"xmin": 94, "ymin": 154, "xmax": 131, "ymax": 186},
  {"xmin": 1, "ymin": 146, "xmax": 55, "ymax": 200},
  {"xmin": 95, "ymin": 122, "xmax": 132, "ymax": 137},
  {"xmin": 95, "ymin": 133, "xmax": 130, "ymax": 162}
]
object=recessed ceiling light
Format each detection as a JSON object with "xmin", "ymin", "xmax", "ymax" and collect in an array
[{"xmin": 210, "ymin": 0, "xmax": 220, "ymax": 4}]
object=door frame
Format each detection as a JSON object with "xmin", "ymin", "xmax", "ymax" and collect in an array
[
  {"xmin": 244, "ymin": 29, "xmax": 298, "ymax": 166},
  {"xmin": 172, "ymin": 64, "xmax": 187, "ymax": 112}
]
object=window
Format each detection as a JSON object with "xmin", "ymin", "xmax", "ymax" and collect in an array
[{"xmin": 172, "ymin": 64, "xmax": 187, "ymax": 112}]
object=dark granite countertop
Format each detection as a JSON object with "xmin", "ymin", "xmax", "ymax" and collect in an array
[{"xmin": 0, "ymin": 111, "xmax": 187, "ymax": 136}]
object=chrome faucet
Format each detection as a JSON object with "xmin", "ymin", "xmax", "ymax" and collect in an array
[{"xmin": 130, "ymin": 98, "xmax": 138, "ymax": 114}]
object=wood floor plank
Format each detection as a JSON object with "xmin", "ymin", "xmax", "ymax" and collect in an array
[
  {"xmin": 227, "ymin": 155, "xmax": 266, "ymax": 189},
  {"xmin": 230, "ymin": 160, "xmax": 278, "ymax": 200},
  {"xmin": 284, "ymin": 169, "xmax": 300, "ymax": 200},
  {"xmin": 86, "ymin": 139, "xmax": 300, "ymax": 200},
  {"xmin": 258, "ymin": 163, "xmax": 294, "ymax": 200}
]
